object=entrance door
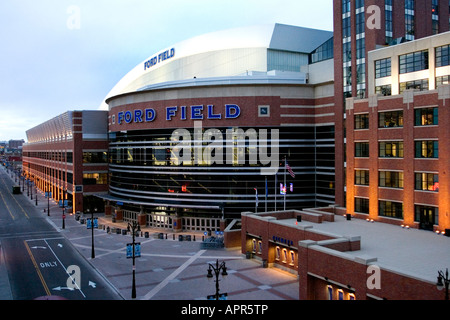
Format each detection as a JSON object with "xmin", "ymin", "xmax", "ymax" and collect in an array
[{"xmin": 419, "ymin": 207, "xmax": 435, "ymax": 231}]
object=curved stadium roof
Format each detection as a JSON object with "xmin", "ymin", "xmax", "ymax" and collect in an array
[{"xmin": 100, "ymin": 23, "xmax": 333, "ymax": 110}]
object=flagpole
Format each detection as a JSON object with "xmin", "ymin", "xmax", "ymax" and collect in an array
[
  {"xmin": 265, "ymin": 176, "xmax": 268, "ymax": 212},
  {"xmin": 274, "ymin": 174, "xmax": 277, "ymax": 211},
  {"xmin": 284, "ymin": 157, "xmax": 287, "ymax": 211},
  {"xmin": 254, "ymin": 187, "xmax": 258, "ymax": 213}
]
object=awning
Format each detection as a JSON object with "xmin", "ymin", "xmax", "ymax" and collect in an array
[{"xmin": 95, "ymin": 193, "xmax": 222, "ymax": 210}]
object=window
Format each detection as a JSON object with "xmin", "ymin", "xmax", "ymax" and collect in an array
[
  {"xmin": 414, "ymin": 107, "xmax": 438, "ymax": 126},
  {"xmin": 405, "ymin": 0, "xmax": 415, "ymax": 38},
  {"xmin": 432, "ymin": 20, "xmax": 439, "ymax": 35},
  {"xmin": 282, "ymin": 249, "xmax": 288, "ymax": 263},
  {"xmin": 415, "ymin": 140, "xmax": 438, "ymax": 158},
  {"xmin": 342, "ymin": 0, "xmax": 351, "ymax": 14},
  {"xmin": 355, "ymin": 114, "xmax": 369, "ymax": 129},
  {"xmin": 415, "ymin": 172, "xmax": 439, "ymax": 191},
  {"xmin": 436, "ymin": 75, "xmax": 450, "ymax": 87},
  {"xmin": 356, "ymin": 12, "xmax": 365, "ymax": 35},
  {"xmin": 399, "ymin": 79, "xmax": 429, "ymax": 93},
  {"xmin": 405, "ymin": 13, "xmax": 415, "ymax": 38},
  {"xmin": 342, "ymin": 17, "xmax": 351, "ymax": 39},
  {"xmin": 310, "ymin": 37, "xmax": 334, "ymax": 64},
  {"xmin": 432, "ymin": 0, "xmax": 439, "ymax": 35},
  {"xmin": 385, "ymin": 1, "xmax": 393, "ymax": 44},
  {"xmin": 355, "ymin": 170, "xmax": 369, "ymax": 186},
  {"xmin": 378, "ymin": 110, "xmax": 403, "ymax": 128},
  {"xmin": 405, "ymin": 0, "xmax": 414, "ymax": 10},
  {"xmin": 258, "ymin": 106, "xmax": 270, "ymax": 117},
  {"xmin": 289, "ymin": 251, "xmax": 295, "ymax": 266},
  {"xmin": 67, "ymin": 152, "xmax": 73, "ymax": 163},
  {"xmin": 83, "ymin": 173, "xmax": 108, "ymax": 185},
  {"xmin": 357, "ymin": 63, "xmax": 366, "ymax": 85},
  {"xmin": 436, "ymin": 45, "xmax": 450, "ymax": 67},
  {"xmin": 399, "ymin": 50, "xmax": 428, "ymax": 74},
  {"xmin": 414, "ymin": 205, "xmax": 439, "ymax": 226},
  {"xmin": 379, "ymin": 200, "xmax": 403, "ymax": 219},
  {"xmin": 355, "ymin": 197, "xmax": 369, "ymax": 214},
  {"xmin": 432, "ymin": 0, "xmax": 439, "ymax": 14},
  {"xmin": 376, "ymin": 85, "xmax": 391, "ymax": 96},
  {"xmin": 379, "ymin": 171, "xmax": 404, "ymax": 188},
  {"xmin": 379, "ymin": 141, "xmax": 404, "ymax": 158},
  {"xmin": 327, "ymin": 285, "xmax": 333, "ymax": 300},
  {"xmin": 343, "ymin": 42, "xmax": 352, "ymax": 63},
  {"xmin": 355, "ymin": 142, "xmax": 369, "ymax": 157},
  {"xmin": 356, "ymin": 38, "xmax": 365, "ymax": 60},
  {"xmin": 375, "ymin": 58, "xmax": 391, "ymax": 78},
  {"xmin": 83, "ymin": 151, "xmax": 108, "ymax": 163},
  {"xmin": 343, "ymin": 65, "xmax": 352, "ymax": 86}
]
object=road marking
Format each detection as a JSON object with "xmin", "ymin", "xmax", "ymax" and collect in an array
[
  {"xmin": 24, "ymin": 240, "xmax": 51, "ymax": 296},
  {"xmin": 141, "ymin": 249, "xmax": 206, "ymax": 300},
  {"xmin": 8, "ymin": 192, "xmax": 30, "ymax": 219},
  {"xmin": 43, "ymin": 239, "xmax": 86, "ymax": 298},
  {"xmin": 73, "ymin": 238, "xmax": 156, "ymax": 259},
  {"xmin": 0, "ymin": 190, "xmax": 16, "ymax": 220},
  {"xmin": 53, "ymin": 286, "xmax": 74, "ymax": 291},
  {"xmin": 0, "ymin": 175, "xmax": 29, "ymax": 219}
]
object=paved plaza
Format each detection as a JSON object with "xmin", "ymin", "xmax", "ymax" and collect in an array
[
  {"xmin": 2, "ymin": 183, "xmax": 299, "ymax": 301},
  {"xmin": 68, "ymin": 217, "xmax": 299, "ymax": 300}
]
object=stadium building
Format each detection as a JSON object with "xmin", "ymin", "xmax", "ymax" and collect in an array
[{"xmin": 100, "ymin": 23, "xmax": 337, "ymax": 231}]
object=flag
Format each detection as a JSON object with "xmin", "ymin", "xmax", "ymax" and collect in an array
[
  {"xmin": 265, "ymin": 178, "xmax": 268, "ymax": 198},
  {"xmin": 254, "ymin": 188, "xmax": 259, "ymax": 207},
  {"xmin": 286, "ymin": 160, "xmax": 295, "ymax": 178}
]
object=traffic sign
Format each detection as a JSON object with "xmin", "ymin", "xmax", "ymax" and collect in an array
[
  {"xmin": 126, "ymin": 243, "xmax": 141, "ymax": 258},
  {"xmin": 86, "ymin": 218, "xmax": 98, "ymax": 229},
  {"xmin": 207, "ymin": 293, "xmax": 228, "ymax": 300}
]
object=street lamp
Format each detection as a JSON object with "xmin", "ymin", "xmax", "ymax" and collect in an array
[
  {"xmin": 46, "ymin": 187, "xmax": 50, "ymax": 216},
  {"xmin": 127, "ymin": 221, "xmax": 141, "ymax": 299},
  {"xmin": 61, "ymin": 189, "xmax": 66, "ymax": 229},
  {"xmin": 436, "ymin": 268, "xmax": 449, "ymax": 300},
  {"xmin": 87, "ymin": 208, "xmax": 98, "ymax": 259},
  {"xmin": 206, "ymin": 259, "xmax": 228, "ymax": 300}
]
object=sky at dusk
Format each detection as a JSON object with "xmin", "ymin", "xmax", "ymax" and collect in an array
[{"xmin": 0, "ymin": 0, "xmax": 333, "ymax": 141}]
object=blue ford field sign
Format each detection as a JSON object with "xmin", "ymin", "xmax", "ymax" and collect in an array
[{"xmin": 144, "ymin": 48, "xmax": 175, "ymax": 70}]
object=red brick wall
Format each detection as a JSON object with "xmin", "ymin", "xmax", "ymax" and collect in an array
[
  {"xmin": 299, "ymin": 243, "xmax": 444, "ymax": 300},
  {"xmin": 346, "ymin": 90, "xmax": 450, "ymax": 231}
]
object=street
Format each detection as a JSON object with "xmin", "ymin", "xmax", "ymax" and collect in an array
[{"xmin": 0, "ymin": 167, "xmax": 122, "ymax": 300}]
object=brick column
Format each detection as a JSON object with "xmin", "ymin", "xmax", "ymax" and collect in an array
[
  {"xmin": 298, "ymin": 240, "xmax": 316, "ymax": 300},
  {"xmin": 115, "ymin": 208, "xmax": 123, "ymax": 222},
  {"xmin": 105, "ymin": 204, "xmax": 112, "ymax": 216},
  {"xmin": 137, "ymin": 214, "xmax": 147, "ymax": 228},
  {"xmin": 172, "ymin": 216, "xmax": 182, "ymax": 233}
]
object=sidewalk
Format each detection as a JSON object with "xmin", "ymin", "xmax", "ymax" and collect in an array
[{"xmin": 2, "ymin": 173, "xmax": 299, "ymax": 300}]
